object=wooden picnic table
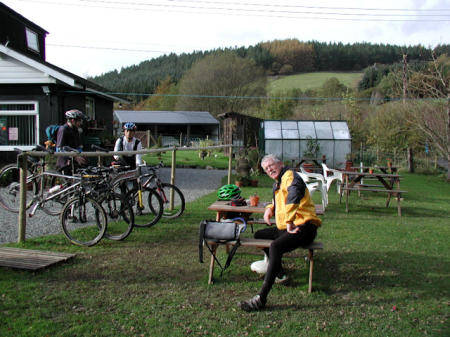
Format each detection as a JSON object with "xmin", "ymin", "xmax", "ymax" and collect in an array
[
  {"xmin": 339, "ymin": 171, "xmax": 407, "ymax": 216},
  {"xmin": 351, "ymin": 166, "xmax": 399, "ymax": 175},
  {"xmin": 208, "ymin": 200, "xmax": 324, "ymax": 222},
  {"xmin": 205, "ymin": 200, "xmax": 325, "ymax": 287}
]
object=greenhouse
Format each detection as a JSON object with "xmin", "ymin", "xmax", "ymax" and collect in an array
[{"xmin": 259, "ymin": 120, "xmax": 352, "ymax": 168}]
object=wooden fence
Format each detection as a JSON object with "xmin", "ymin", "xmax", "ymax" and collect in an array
[{"xmin": 15, "ymin": 145, "xmax": 233, "ymax": 243}]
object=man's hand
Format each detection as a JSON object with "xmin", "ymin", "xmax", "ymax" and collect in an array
[
  {"xmin": 264, "ymin": 207, "xmax": 274, "ymax": 226},
  {"xmin": 74, "ymin": 156, "xmax": 88, "ymax": 165},
  {"xmin": 287, "ymin": 223, "xmax": 300, "ymax": 234}
]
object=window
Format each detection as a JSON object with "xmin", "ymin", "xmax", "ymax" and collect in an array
[
  {"xmin": 25, "ymin": 28, "xmax": 40, "ymax": 53},
  {"xmin": 85, "ymin": 96, "xmax": 95, "ymax": 121},
  {"xmin": 0, "ymin": 102, "xmax": 39, "ymax": 150}
]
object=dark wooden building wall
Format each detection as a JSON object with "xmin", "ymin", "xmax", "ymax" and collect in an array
[{"xmin": 0, "ymin": 3, "xmax": 47, "ymax": 62}]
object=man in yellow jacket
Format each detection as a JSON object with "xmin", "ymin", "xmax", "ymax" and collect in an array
[{"xmin": 238, "ymin": 154, "xmax": 322, "ymax": 312}]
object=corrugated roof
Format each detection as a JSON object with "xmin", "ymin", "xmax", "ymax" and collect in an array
[{"xmin": 114, "ymin": 111, "xmax": 220, "ymax": 125}]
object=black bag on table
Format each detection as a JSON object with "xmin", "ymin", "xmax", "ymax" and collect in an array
[{"xmin": 198, "ymin": 218, "xmax": 246, "ymax": 276}]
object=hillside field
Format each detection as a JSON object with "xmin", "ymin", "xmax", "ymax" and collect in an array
[{"xmin": 269, "ymin": 71, "xmax": 364, "ymax": 92}]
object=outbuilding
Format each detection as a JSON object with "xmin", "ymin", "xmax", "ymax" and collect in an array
[
  {"xmin": 259, "ymin": 120, "xmax": 352, "ymax": 168},
  {"xmin": 112, "ymin": 110, "xmax": 220, "ymax": 147}
]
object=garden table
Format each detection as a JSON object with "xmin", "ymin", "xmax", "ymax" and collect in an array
[
  {"xmin": 339, "ymin": 171, "xmax": 407, "ymax": 216},
  {"xmin": 207, "ymin": 200, "xmax": 324, "ymax": 222},
  {"xmin": 351, "ymin": 166, "xmax": 399, "ymax": 175}
]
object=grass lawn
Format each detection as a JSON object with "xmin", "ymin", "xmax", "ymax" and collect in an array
[
  {"xmin": 269, "ymin": 72, "xmax": 364, "ymax": 93},
  {"xmin": 141, "ymin": 148, "xmax": 231, "ymax": 169},
  {"xmin": 0, "ymin": 170, "xmax": 449, "ymax": 336}
]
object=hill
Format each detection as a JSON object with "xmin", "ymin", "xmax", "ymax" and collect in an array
[
  {"xmin": 269, "ymin": 72, "xmax": 364, "ymax": 92},
  {"xmin": 90, "ymin": 40, "xmax": 450, "ymax": 100}
]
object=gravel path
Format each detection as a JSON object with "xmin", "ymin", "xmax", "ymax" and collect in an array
[{"xmin": 0, "ymin": 168, "xmax": 229, "ymax": 244}]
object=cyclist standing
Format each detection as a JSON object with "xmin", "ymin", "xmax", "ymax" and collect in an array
[
  {"xmin": 56, "ymin": 110, "xmax": 89, "ymax": 167},
  {"xmin": 113, "ymin": 122, "xmax": 142, "ymax": 169}
]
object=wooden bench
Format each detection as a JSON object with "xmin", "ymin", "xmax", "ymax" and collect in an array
[
  {"xmin": 205, "ymin": 238, "xmax": 324, "ymax": 293},
  {"xmin": 341, "ymin": 187, "xmax": 407, "ymax": 216}
]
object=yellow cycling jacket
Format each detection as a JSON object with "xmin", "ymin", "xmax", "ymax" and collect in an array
[{"xmin": 266, "ymin": 166, "xmax": 322, "ymax": 230}]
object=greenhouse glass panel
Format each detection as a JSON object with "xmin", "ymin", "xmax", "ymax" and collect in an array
[
  {"xmin": 315, "ymin": 121, "xmax": 333, "ymax": 139},
  {"xmin": 282, "ymin": 129, "xmax": 299, "ymax": 139},
  {"xmin": 265, "ymin": 140, "xmax": 282, "ymax": 157},
  {"xmin": 265, "ymin": 121, "xmax": 281, "ymax": 129},
  {"xmin": 331, "ymin": 121, "xmax": 351, "ymax": 139},
  {"xmin": 298, "ymin": 121, "xmax": 316, "ymax": 139},
  {"xmin": 282, "ymin": 121, "xmax": 298, "ymax": 129},
  {"xmin": 265, "ymin": 129, "xmax": 282, "ymax": 139},
  {"xmin": 283, "ymin": 140, "xmax": 299, "ymax": 160}
]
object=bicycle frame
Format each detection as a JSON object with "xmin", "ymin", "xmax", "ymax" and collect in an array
[{"xmin": 28, "ymin": 170, "xmax": 82, "ymax": 217}]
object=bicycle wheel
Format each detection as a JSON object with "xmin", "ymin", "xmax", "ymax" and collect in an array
[
  {"xmin": 126, "ymin": 187, "xmax": 163, "ymax": 228},
  {"xmin": 0, "ymin": 164, "xmax": 37, "ymax": 212},
  {"xmin": 97, "ymin": 192, "xmax": 134, "ymax": 241},
  {"xmin": 151, "ymin": 183, "xmax": 185, "ymax": 219},
  {"xmin": 60, "ymin": 196, "xmax": 107, "ymax": 246}
]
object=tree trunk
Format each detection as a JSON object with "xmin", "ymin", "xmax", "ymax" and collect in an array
[{"xmin": 408, "ymin": 147, "xmax": 414, "ymax": 173}]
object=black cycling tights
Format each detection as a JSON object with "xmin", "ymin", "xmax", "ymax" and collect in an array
[{"xmin": 255, "ymin": 222, "xmax": 317, "ymax": 302}]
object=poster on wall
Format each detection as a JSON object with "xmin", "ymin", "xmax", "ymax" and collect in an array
[{"xmin": 9, "ymin": 127, "xmax": 18, "ymax": 141}]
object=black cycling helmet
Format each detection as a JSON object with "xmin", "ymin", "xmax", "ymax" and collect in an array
[
  {"xmin": 65, "ymin": 109, "xmax": 88, "ymax": 121},
  {"xmin": 218, "ymin": 184, "xmax": 241, "ymax": 201},
  {"xmin": 123, "ymin": 122, "xmax": 137, "ymax": 130}
]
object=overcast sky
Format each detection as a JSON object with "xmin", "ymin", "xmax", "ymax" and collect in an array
[{"xmin": 3, "ymin": 0, "xmax": 449, "ymax": 78}]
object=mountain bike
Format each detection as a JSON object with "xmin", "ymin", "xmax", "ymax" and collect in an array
[
  {"xmin": 137, "ymin": 163, "xmax": 185, "ymax": 219},
  {"xmin": 0, "ymin": 146, "xmax": 65, "ymax": 213},
  {"xmin": 92, "ymin": 145, "xmax": 165, "ymax": 228}
]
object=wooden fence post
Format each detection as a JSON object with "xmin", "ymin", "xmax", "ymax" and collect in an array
[
  {"xmin": 228, "ymin": 145, "xmax": 232, "ymax": 185},
  {"xmin": 18, "ymin": 154, "xmax": 27, "ymax": 243}
]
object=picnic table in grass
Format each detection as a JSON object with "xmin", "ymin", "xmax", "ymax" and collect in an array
[
  {"xmin": 339, "ymin": 170, "xmax": 407, "ymax": 216},
  {"xmin": 207, "ymin": 200, "xmax": 324, "ymax": 224}
]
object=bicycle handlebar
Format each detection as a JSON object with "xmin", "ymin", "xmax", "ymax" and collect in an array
[
  {"xmin": 34, "ymin": 144, "xmax": 54, "ymax": 154},
  {"xmin": 92, "ymin": 144, "xmax": 109, "ymax": 152},
  {"xmin": 62, "ymin": 146, "xmax": 80, "ymax": 153}
]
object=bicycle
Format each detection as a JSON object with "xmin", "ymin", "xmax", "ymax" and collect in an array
[
  {"xmin": 91, "ymin": 145, "xmax": 165, "ymax": 228},
  {"xmin": 82, "ymin": 165, "xmax": 135, "ymax": 241},
  {"xmin": 136, "ymin": 162, "xmax": 185, "ymax": 220},
  {"xmin": 0, "ymin": 146, "xmax": 66, "ymax": 213},
  {"xmin": 56, "ymin": 147, "xmax": 135, "ymax": 243}
]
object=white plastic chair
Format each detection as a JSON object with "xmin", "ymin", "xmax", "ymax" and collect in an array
[
  {"xmin": 298, "ymin": 170, "xmax": 328, "ymax": 209},
  {"xmin": 321, "ymin": 163, "xmax": 344, "ymax": 194}
]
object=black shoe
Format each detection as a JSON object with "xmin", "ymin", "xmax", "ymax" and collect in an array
[{"xmin": 238, "ymin": 295, "xmax": 266, "ymax": 312}]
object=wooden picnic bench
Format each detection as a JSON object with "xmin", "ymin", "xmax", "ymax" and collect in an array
[
  {"xmin": 205, "ymin": 238, "xmax": 324, "ymax": 293},
  {"xmin": 340, "ymin": 171, "xmax": 407, "ymax": 216}
]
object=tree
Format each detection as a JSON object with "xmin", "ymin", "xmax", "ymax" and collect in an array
[
  {"xmin": 175, "ymin": 52, "xmax": 267, "ymax": 116},
  {"xmin": 133, "ymin": 77, "xmax": 177, "ymax": 111},
  {"xmin": 320, "ymin": 77, "xmax": 347, "ymax": 98},
  {"xmin": 398, "ymin": 55, "xmax": 450, "ymax": 180}
]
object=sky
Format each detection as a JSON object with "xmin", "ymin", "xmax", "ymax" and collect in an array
[{"xmin": 3, "ymin": 0, "xmax": 450, "ymax": 78}]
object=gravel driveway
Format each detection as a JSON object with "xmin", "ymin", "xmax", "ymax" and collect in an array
[{"xmin": 0, "ymin": 168, "xmax": 229, "ymax": 244}]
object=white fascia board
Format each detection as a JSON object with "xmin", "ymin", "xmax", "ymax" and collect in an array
[
  {"xmin": 87, "ymin": 87, "xmax": 130, "ymax": 104},
  {"xmin": 0, "ymin": 78, "xmax": 56, "ymax": 84},
  {"xmin": 0, "ymin": 45, "xmax": 83, "ymax": 89}
]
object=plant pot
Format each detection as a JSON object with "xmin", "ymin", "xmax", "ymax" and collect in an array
[
  {"xmin": 235, "ymin": 181, "xmax": 243, "ymax": 188},
  {"xmin": 388, "ymin": 162, "xmax": 392, "ymax": 168},
  {"xmin": 250, "ymin": 180, "xmax": 259, "ymax": 187},
  {"xmin": 249, "ymin": 195, "xmax": 260, "ymax": 207},
  {"xmin": 369, "ymin": 169, "xmax": 374, "ymax": 174},
  {"xmin": 302, "ymin": 163, "xmax": 315, "ymax": 173}
]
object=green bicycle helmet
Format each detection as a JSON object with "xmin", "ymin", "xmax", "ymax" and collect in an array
[{"xmin": 218, "ymin": 184, "xmax": 241, "ymax": 201}]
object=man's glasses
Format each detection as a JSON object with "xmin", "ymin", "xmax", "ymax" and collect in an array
[{"xmin": 264, "ymin": 162, "xmax": 279, "ymax": 172}]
